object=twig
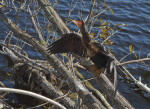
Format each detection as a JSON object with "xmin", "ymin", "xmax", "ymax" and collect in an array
[
  {"xmin": 118, "ymin": 58, "xmax": 150, "ymax": 66},
  {"xmin": 101, "ymin": 25, "xmax": 126, "ymax": 45},
  {"xmin": 93, "ymin": 7, "xmax": 108, "ymax": 18},
  {"xmin": 115, "ymin": 58, "xmax": 150, "ymax": 95},
  {"xmin": 1, "ymin": 43, "xmax": 52, "ymax": 73},
  {"xmin": 73, "ymin": 62, "xmax": 87, "ymax": 70},
  {"xmin": 0, "ymin": 2, "xmax": 27, "ymax": 13},
  {"xmin": 0, "ymin": 88, "xmax": 66, "ymax": 109},
  {"xmin": 147, "ymin": 53, "xmax": 150, "ymax": 58},
  {"xmin": 27, "ymin": 5, "xmax": 45, "ymax": 43},
  {"xmin": 85, "ymin": 0, "xmax": 95, "ymax": 26},
  {"xmin": 135, "ymin": 77, "xmax": 150, "ymax": 95},
  {"xmin": 119, "ymin": 52, "xmax": 132, "ymax": 62},
  {"xmin": 0, "ymin": 82, "xmax": 8, "ymax": 99},
  {"xmin": 27, "ymin": 102, "xmax": 49, "ymax": 109},
  {"xmin": 7, "ymin": 0, "xmax": 23, "ymax": 47},
  {"xmin": 65, "ymin": 0, "xmax": 73, "ymax": 24}
]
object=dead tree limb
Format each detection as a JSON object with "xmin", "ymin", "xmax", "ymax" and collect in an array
[
  {"xmin": 0, "ymin": 87, "xmax": 66, "ymax": 109},
  {"xmin": 85, "ymin": 0, "xmax": 95, "ymax": 26},
  {"xmin": 116, "ymin": 59, "xmax": 150, "ymax": 95},
  {"xmin": 37, "ymin": 0, "xmax": 70, "ymax": 35},
  {"xmin": 118, "ymin": 58, "xmax": 150, "ymax": 66},
  {"xmin": 27, "ymin": 6, "xmax": 44, "ymax": 42}
]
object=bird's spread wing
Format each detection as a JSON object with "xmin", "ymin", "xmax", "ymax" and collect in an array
[{"xmin": 47, "ymin": 33, "xmax": 88, "ymax": 57}]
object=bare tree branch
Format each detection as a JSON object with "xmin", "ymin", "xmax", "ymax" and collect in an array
[
  {"xmin": 118, "ymin": 58, "xmax": 150, "ymax": 66},
  {"xmin": 27, "ymin": 5, "xmax": 45, "ymax": 42},
  {"xmin": 0, "ymin": 88, "xmax": 66, "ymax": 109},
  {"xmin": 37, "ymin": 0, "xmax": 70, "ymax": 35},
  {"xmin": 85, "ymin": 0, "xmax": 95, "ymax": 26}
]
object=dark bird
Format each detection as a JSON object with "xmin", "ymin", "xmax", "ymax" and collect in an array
[{"xmin": 47, "ymin": 18, "xmax": 117, "ymax": 80}]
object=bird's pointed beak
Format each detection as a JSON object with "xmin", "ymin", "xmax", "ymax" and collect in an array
[{"xmin": 72, "ymin": 20, "xmax": 82, "ymax": 28}]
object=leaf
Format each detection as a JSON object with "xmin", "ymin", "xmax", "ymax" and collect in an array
[
  {"xmin": 133, "ymin": 52, "xmax": 137, "ymax": 59},
  {"xmin": 109, "ymin": 7, "xmax": 113, "ymax": 14},
  {"xmin": 0, "ymin": 5, "xmax": 3, "ymax": 8},
  {"xmin": 90, "ymin": 33, "xmax": 95, "ymax": 40},
  {"xmin": 125, "ymin": 24, "xmax": 128, "ymax": 26},
  {"xmin": 102, "ymin": 21, "xmax": 107, "ymax": 26},
  {"xmin": 108, "ymin": 27, "xmax": 113, "ymax": 31},
  {"xmin": 114, "ymin": 24, "xmax": 121, "ymax": 26},
  {"xmin": 122, "ymin": 23, "xmax": 128, "ymax": 27},
  {"xmin": 103, "ymin": 3, "xmax": 107, "ymax": 7},
  {"xmin": 40, "ymin": 40, "xmax": 46, "ymax": 44},
  {"xmin": 104, "ymin": 32, "xmax": 110, "ymax": 36},
  {"xmin": 91, "ymin": 33, "xmax": 94, "ymax": 37},
  {"xmin": 6, "ymin": 72, "xmax": 11, "ymax": 76},
  {"xmin": 100, "ymin": 18, "xmax": 102, "ymax": 24},
  {"xmin": 129, "ymin": 44, "xmax": 132, "ymax": 52},
  {"xmin": 133, "ymin": 46, "xmax": 134, "ymax": 51},
  {"xmin": 108, "ymin": 40, "xmax": 113, "ymax": 44}
]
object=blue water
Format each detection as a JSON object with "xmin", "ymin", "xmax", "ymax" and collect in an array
[{"xmin": 0, "ymin": 0, "xmax": 150, "ymax": 108}]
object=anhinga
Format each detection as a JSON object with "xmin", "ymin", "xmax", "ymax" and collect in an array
[{"xmin": 47, "ymin": 18, "xmax": 117, "ymax": 80}]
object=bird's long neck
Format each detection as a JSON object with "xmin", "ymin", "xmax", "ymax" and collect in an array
[
  {"xmin": 80, "ymin": 23, "xmax": 99, "ymax": 57},
  {"xmin": 80, "ymin": 25, "xmax": 92, "ymax": 49}
]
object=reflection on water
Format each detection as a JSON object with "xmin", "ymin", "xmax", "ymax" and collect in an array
[{"xmin": 0, "ymin": 0, "xmax": 150, "ymax": 108}]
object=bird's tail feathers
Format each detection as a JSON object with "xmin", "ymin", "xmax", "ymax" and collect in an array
[{"xmin": 106, "ymin": 58, "xmax": 118, "ymax": 97}]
